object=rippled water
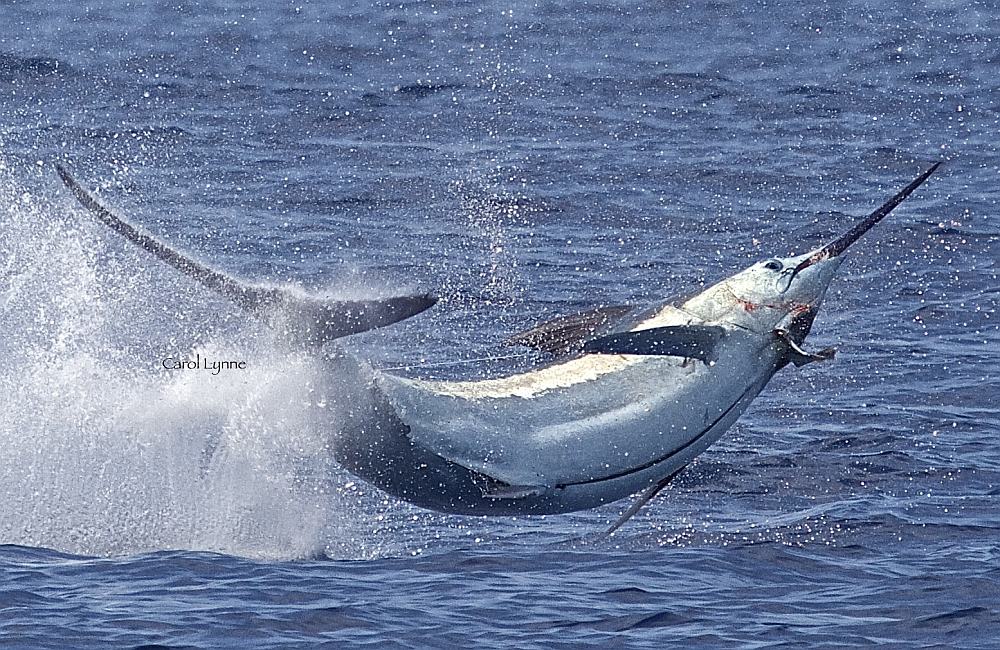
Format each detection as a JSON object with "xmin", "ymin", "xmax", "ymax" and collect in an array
[{"xmin": 1, "ymin": 1, "xmax": 998, "ymax": 647}]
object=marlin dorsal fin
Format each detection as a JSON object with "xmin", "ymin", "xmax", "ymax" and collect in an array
[
  {"xmin": 503, "ymin": 304, "xmax": 635, "ymax": 356},
  {"xmin": 582, "ymin": 324, "xmax": 726, "ymax": 363}
]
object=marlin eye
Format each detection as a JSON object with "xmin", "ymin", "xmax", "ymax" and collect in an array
[{"xmin": 764, "ymin": 260, "xmax": 783, "ymax": 271}]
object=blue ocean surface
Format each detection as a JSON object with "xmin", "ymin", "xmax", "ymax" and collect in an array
[{"xmin": 0, "ymin": 1, "xmax": 997, "ymax": 647}]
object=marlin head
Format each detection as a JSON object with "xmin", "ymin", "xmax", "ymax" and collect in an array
[{"xmin": 686, "ymin": 163, "xmax": 941, "ymax": 341}]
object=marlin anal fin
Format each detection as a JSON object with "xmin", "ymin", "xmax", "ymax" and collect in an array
[
  {"xmin": 504, "ymin": 304, "xmax": 636, "ymax": 356},
  {"xmin": 605, "ymin": 465, "xmax": 687, "ymax": 536},
  {"xmin": 55, "ymin": 164, "xmax": 436, "ymax": 343},
  {"xmin": 775, "ymin": 329, "xmax": 836, "ymax": 367},
  {"xmin": 582, "ymin": 325, "xmax": 726, "ymax": 363}
]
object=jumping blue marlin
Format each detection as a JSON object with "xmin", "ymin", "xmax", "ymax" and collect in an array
[{"xmin": 56, "ymin": 162, "xmax": 941, "ymax": 532}]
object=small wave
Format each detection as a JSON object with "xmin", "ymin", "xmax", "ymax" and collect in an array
[
  {"xmin": 911, "ymin": 70, "xmax": 967, "ymax": 87},
  {"xmin": 916, "ymin": 606, "xmax": 993, "ymax": 629},
  {"xmin": 79, "ymin": 125, "xmax": 189, "ymax": 142},
  {"xmin": 0, "ymin": 52, "xmax": 73, "ymax": 82},
  {"xmin": 0, "ymin": 587, "xmax": 50, "ymax": 609},
  {"xmin": 598, "ymin": 586, "xmax": 658, "ymax": 604},
  {"xmin": 558, "ymin": 610, "xmax": 692, "ymax": 633},
  {"xmin": 647, "ymin": 70, "xmax": 728, "ymax": 89},
  {"xmin": 393, "ymin": 82, "xmax": 463, "ymax": 99},
  {"xmin": 782, "ymin": 84, "xmax": 841, "ymax": 98}
]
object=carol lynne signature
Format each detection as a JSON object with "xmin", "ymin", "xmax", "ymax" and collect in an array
[{"xmin": 162, "ymin": 354, "xmax": 247, "ymax": 376}]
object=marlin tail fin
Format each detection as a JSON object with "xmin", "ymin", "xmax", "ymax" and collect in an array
[{"xmin": 55, "ymin": 164, "xmax": 435, "ymax": 343}]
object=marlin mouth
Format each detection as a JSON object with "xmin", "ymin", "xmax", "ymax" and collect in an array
[{"xmin": 789, "ymin": 161, "xmax": 942, "ymax": 278}]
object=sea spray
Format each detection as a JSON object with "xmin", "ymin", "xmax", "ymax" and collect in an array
[{"xmin": 0, "ymin": 161, "xmax": 384, "ymax": 560}]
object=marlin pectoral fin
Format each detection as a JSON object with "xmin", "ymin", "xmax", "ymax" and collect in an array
[
  {"xmin": 504, "ymin": 304, "xmax": 635, "ymax": 356},
  {"xmin": 775, "ymin": 329, "xmax": 836, "ymax": 367},
  {"xmin": 582, "ymin": 325, "xmax": 725, "ymax": 363},
  {"xmin": 55, "ymin": 164, "xmax": 436, "ymax": 342}
]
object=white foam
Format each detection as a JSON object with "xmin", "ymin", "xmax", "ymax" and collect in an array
[{"xmin": 0, "ymin": 163, "xmax": 389, "ymax": 560}]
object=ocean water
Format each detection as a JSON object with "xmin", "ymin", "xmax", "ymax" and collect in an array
[{"xmin": 0, "ymin": 0, "xmax": 998, "ymax": 647}]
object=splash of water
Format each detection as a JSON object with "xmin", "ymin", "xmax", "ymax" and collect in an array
[{"xmin": 0, "ymin": 160, "xmax": 387, "ymax": 560}]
